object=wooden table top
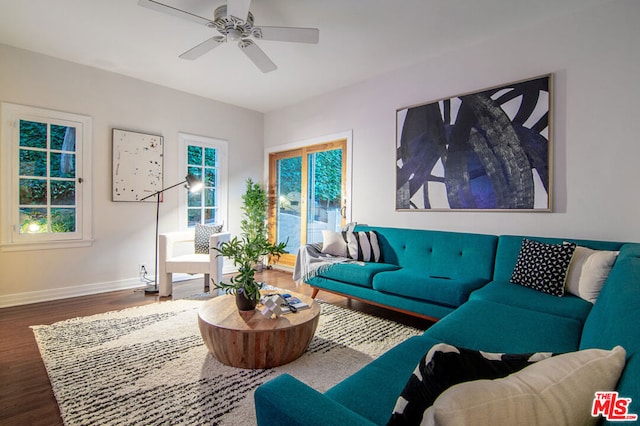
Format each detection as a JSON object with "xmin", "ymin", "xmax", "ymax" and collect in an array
[{"xmin": 198, "ymin": 289, "xmax": 320, "ymax": 332}]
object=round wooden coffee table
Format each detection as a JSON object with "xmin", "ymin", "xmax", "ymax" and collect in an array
[{"xmin": 198, "ymin": 290, "xmax": 320, "ymax": 369}]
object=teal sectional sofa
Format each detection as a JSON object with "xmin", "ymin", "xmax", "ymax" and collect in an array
[
  {"xmin": 306, "ymin": 226, "xmax": 499, "ymax": 320},
  {"xmin": 255, "ymin": 227, "xmax": 640, "ymax": 425}
]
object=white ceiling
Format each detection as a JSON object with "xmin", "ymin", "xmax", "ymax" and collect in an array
[{"xmin": 0, "ymin": 0, "xmax": 607, "ymax": 113}]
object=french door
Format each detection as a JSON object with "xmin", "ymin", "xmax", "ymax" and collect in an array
[{"xmin": 268, "ymin": 139, "xmax": 347, "ymax": 267}]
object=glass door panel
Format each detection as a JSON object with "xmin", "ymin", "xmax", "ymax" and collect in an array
[
  {"xmin": 306, "ymin": 148, "xmax": 343, "ymax": 244},
  {"xmin": 276, "ymin": 155, "xmax": 302, "ymax": 255}
]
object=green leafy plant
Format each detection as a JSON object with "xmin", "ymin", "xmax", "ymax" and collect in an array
[{"xmin": 212, "ymin": 178, "xmax": 287, "ymax": 303}]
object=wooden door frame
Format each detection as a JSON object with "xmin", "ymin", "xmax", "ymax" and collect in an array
[{"xmin": 268, "ymin": 138, "xmax": 348, "ymax": 267}]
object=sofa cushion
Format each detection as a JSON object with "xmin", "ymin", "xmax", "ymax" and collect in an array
[
  {"xmin": 509, "ymin": 238, "xmax": 576, "ymax": 296},
  {"xmin": 373, "ymin": 269, "xmax": 488, "ymax": 308},
  {"xmin": 424, "ymin": 299, "xmax": 583, "ymax": 354},
  {"xmin": 325, "ymin": 335, "xmax": 441, "ymax": 425},
  {"xmin": 422, "ymin": 346, "xmax": 626, "ymax": 426},
  {"xmin": 388, "ymin": 343, "xmax": 553, "ymax": 425},
  {"xmin": 565, "ymin": 245, "xmax": 619, "ymax": 303},
  {"xmin": 469, "ymin": 281, "xmax": 592, "ymax": 322},
  {"xmin": 317, "ymin": 262, "xmax": 399, "ymax": 288}
]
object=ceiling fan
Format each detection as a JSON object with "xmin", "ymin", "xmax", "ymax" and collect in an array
[{"xmin": 138, "ymin": 0, "xmax": 319, "ymax": 73}]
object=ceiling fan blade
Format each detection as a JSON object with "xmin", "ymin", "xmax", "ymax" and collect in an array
[
  {"xmin": 138, "ymin": 0, "xmax": 213, "ymax": 27},
  {"xmin": 238, "ymin": 40, "xmax": 277, "ymax": 73},
  {"xmin": 227, "ymin": 0, "xmax": 251, "ymax": 21},
  {"xmin": 179, "ymin": 36, "xmax": 226, "ymax": 60},
  {"xmin": 255, "ymin": 26, "xmax": 319, "ymax": 44}
]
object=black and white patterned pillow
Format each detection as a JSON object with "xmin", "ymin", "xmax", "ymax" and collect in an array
[
  {"xmin": 510, "ymin": 238, "xmax": 576, "ymax": 296},
  {"xmin": 346, "ymin": 231, "xmax": 381, "ymax": 262},
  {"xmin": 387, "ymin": 343, "xmax": 553, "ymax": 425},
  {"xmin": 194, "ymin": 223, "xmax": 224, "ymax": 254}
]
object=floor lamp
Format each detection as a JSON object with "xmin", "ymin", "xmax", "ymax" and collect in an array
[{"xmin": 140, "ymin": 173, "xmax": 204, "ymax": 294}]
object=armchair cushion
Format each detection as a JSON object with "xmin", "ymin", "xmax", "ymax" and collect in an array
[{"xmin": 194, "ymin": 223, "xmax": 224, "ymax": 253}]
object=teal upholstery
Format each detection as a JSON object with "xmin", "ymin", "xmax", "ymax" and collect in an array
[
  {"xmin": 373, "ymin": 269, "xmax": 487, "ymax": 307},
  {"xmin": 317, "ymin": 262, "xmax": 399, "ymax": 288},
  {"xmin": 325, "ymin": 335, "xmax": 441, "ymax": 424},
  {"xmin": 256, "ymin": 233, "xmax": 639, "ymax": 426},
  {"xmin": 307, "ymin": 275, "xmax": 456, "ymax": 319},
  {"xmin": 579, "ymin": 245, "xmax": 640, "ymax": 421},
  {"xmin": 309, "ymin": 226, "xmax": 498, "ymax": 319},
  {"xmin": 469, "ymin": 280, "xmax": 592, "ymax": 321},
  {"xmin": 424, "ymin": 299, "xmax": 583, "ymax": 353},
  {"xmin": 493, "ymin": 235, "xmax": 624, "ymax": 282}
]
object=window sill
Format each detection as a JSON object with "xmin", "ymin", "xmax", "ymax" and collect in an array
[{"xmin": 1, "ymin": 239, "xmax": 94, "ymax": 252}]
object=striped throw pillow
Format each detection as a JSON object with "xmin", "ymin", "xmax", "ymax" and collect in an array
[{"xmin": 346, "ymin": 231, "xmax": 381, "ymax": 262}]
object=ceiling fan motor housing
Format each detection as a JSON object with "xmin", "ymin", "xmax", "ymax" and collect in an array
[{"xmin": 211, "ymin": 5, "xmax": 254, "ymax": 40}]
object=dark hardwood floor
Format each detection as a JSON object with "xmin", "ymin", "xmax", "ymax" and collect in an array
[{"xmin": 0, "ymin": 269, "xmax": 433, "ymax": 426}]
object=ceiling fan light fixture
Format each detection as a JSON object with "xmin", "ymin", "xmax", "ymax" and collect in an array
[{"xmin": 227, "ymin": 28, "xmax": 242, "ymax": 41}]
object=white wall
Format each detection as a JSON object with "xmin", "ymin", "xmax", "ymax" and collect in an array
[
  {"xmin": 0, "ymin": 44, "xmax": 264, "ymax": 306},
  {"xmin": 265, "ymin": 0, "xmax": 640, "ymax": 243}
]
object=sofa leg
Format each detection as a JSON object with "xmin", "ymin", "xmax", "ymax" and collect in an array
[
  {"xmin": 204, "ymin": 274, "xmax": 210, "ymax": 292},
  {"xmin": 311, "ymin": 288, "xmax": 319, "ymax": 299}
]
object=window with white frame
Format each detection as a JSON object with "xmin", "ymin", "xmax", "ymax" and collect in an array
[
  {"xmin": 179, "ymin": 133, "xmax": 227, "ymax": 229},
  {"xmin": 1, "ymin": 103, "xmax": 92, "ymax": 250}
]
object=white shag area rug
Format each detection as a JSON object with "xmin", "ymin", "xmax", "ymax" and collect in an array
[{"xmin": 32, "ymin": 299, "xmax": 423, "ymax": 425}]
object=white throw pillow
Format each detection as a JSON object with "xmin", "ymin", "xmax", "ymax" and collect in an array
[
  {"xmin": 321, "ymin": 230, "xmax": 348, "ymax": 257},
  {"xmin": 423, "ymin": 346, "xmax": 626, "ymax": 426},
  {"xmin": 565, "ymin": 245, "xmax": 619, "ymax": 303}
]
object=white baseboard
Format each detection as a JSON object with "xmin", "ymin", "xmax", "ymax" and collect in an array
[
  {"xmin": 0, "ymin": 278, "xmax": 144, "ymax": 309},
  {"xmin": 0, "ymin": 264, "xmax": 240, "ymax": 308}
]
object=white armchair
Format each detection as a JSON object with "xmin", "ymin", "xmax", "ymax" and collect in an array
[{"xmin": 158, "ymin": 230, "xmax": 231, "ymax": 297}]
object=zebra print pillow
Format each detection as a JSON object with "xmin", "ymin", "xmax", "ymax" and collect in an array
[
  {"xmin": 346, "ymin": 231, "xmax": 381, "ymax": 262},
  {"xmin": 387, "ymin": 343, "xmax": 553, "ymax": 425}
]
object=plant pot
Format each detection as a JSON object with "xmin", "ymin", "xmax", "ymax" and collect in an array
[{"xmin": 235, "ymin": 290, "xmax": 258, "ymax": 311}]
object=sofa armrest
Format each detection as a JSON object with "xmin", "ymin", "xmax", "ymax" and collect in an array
[{"xmin": 255, "ymin": 374, "xmax": 376, "ymax": 426}]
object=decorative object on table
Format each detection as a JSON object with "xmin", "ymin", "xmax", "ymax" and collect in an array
[
  {"xmin": 31, "ymin": 298, "xmax": 422, "ymax": 425},
  {"xmin": 396, "ymin": 74, "xmax": 552, "ymax": 211},
  {"xmin": 140, "ymin": 174, "xmax": 204, "ymax": 294},
  {"xmin": 112, "ymin": 129, "xmax": 163, "ymax": 202},
  {"xmin": 212, "ymin": 178, "xmax": 287, "ymax": 310},
  {"xmin": 137, "ymin": 0, "xmax": 319, "ymax": 74},
  {"xmin": 259, "ymin": 294, "xmax": 286, "ymax": 318}
]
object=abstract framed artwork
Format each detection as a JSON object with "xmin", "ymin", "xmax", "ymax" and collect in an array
[
  {"xmin": 112, "ymin": 129, "xmax": 163, "ymax": 202},
  {"xmin": 396, "ymin": 74, "xmax": 552, "ymax": 211}
]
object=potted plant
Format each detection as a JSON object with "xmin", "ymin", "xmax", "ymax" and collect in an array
[{"xmin": 213, "ymin": 178, "xmax": 287, "ymax": 311}]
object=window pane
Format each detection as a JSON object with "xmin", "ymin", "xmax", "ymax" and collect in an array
[
  {"xmin": 204, "ymin": 208, "xmax": 216, "ymax": 225},
  {"xmin": 205, "ymin": 147, "xmax": 217, "ymax": 167},
  {"xmin": 51, "ymin": 181, "xmax": 75, "ymax": 205},
  {"xmin": 188, "ymin": 191, "xmax": 201, "ymax": 207},
  {"xmin": 50, "ymin": 152, "xmax": 76, "ymax": 178},
  {"xmin": 205, "ymin": 188, "xmax": 215, "ymax": 207},
  {"xmin": 19, "ymin": 179, "xmax": 47, "ymax": 204},
  {"xmin": 19, "ymin": 120, "xmax": 47, "ymax": 148},
  {"xmin": 20, "ymin": 149, "xmax": 47, "ymax": 177},
  {"xmin": 188, "ymin": 145, "xmax": 202, "ymax": 166},
  {"xmin": 205, "ymin": 168, "xmax": 216, "ymax": 186},
  {"xmin": 188, "ymin": 208, "xmax": 201, "ymax": 227},
  {"xmin": 19, "ymin": 208, "xmax": 48, "ymax": 233},
  {"xmin": 188, "ymin": 166, "xmax": 202, "ymax": 181},
  {"xmin": 307, "ymin": 149, "xmax": 343, "ymax": 243},
  {"xmin": 51, "ymin": 126, "xmax": 75, "ymax": 152},
  {"xmin": 51, "ymin": 208, "xmax": 76, "ymax": 232}
]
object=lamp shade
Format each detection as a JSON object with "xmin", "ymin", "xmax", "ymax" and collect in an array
[{"xmin": 186, "ymin": 173, "xmax": 204, "ymax": 193}]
